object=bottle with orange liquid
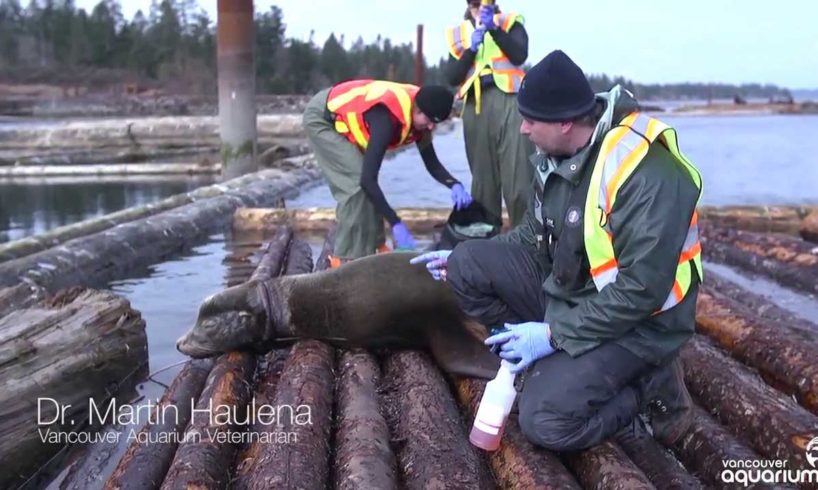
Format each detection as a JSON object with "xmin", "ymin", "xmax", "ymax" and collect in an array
[{"xmin": 469, "ymin": 360, "xmax": 517, "ymax": 451}]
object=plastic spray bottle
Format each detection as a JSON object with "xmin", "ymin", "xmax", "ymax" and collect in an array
[{"xmin": 469, "ymin": 360, "xmax": 517, "ymax": 451}]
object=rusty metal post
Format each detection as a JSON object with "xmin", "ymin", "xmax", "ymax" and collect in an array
[
  {"xmin": 218, "ymin": 0, "xmax": 257, "ymax": 180},
  {"xmin": 415, "ymin": 24, "xmax": 424, "ymax": 85}
]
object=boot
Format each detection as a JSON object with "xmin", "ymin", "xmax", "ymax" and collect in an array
[{"xmin": 639, "ymin": 357, "xmax": 692, "ymax": 446}]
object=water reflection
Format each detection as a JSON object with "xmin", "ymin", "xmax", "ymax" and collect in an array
[{"xmin": 0, "ymin": 175, "xmax": 216, "ymax": 243}]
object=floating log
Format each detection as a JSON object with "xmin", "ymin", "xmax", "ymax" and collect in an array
[
  {"xmin": 158, "ymin": 351, "xmax": 256, "ymax": 490},
  {"xmin": 681, "ymin": 336, "xmax": 818, "ymax": 472},
  {"xmin": 333, "ymin": 350, "xmax": 398, "ymax": 490},
  {"xmin": 671, "ymin": 406, "xmax": 793, "ymax": 490},
  {"xmin": 613, "ymin": 422, "xmax": 704, "ymax": 489},
  {"xmin": 101, "ymin": 359, "xmax": 215, "ymax": 490},
  {"xmin": 801, "ymin": 211, "xmax": 818, "ymax": 243},
  {"xmin": 0, "ymin": 162, "xmax": 220, "ymax": 177},
  {"xmin": 454, "ymin": 377, "xmax": 581, "ymax": 489},
  {"xmin": 381, "ymin": 351, "xmax": 495, "ymax": 489},
  {"xmin": 563, "ymin": 441, "xmax": 656, "ymax": 490},
  {"xmin": 232, "ymin": 340, "xmax": 334, "ymax": 490},
  {"xmin": 0, "ymin": 288, "xmax": 148, "ymax": 489},
  {"xmin": 0, "ymin": 166, "xmax": 321, "ymax": 293},
  {"xmin": 701, "ymin": 225, "xmax": 818, "ymax": 295},
  {"xmin": 696, "ymin": 288, "xmax": 818, "ymax": 414},
  {"xmin": 697, "ymin": 205, "xmax": 818, "ymax": 235}
]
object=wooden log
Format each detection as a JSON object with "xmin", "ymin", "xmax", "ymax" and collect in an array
[
  {"xmin": 100, "ymin": 359, "xmax": 215, "ymax": 490},
  {"xmin": 454, "ymin": 377, "xmax": 581, "ymax": 489},
  {"xmin": 613, "ymin": 421, "xmax": 704, "ymax": 489},
  {"xmin": 681, "ymin": 336, "xmax": 818, "ymax": 473},
  {"xmin": 696, "ymin": 288, "xmax": 818, "ymax": 414},
  {"xmin": 801, "ymin": 211, "xmax": 818, "ymax": 244},
  {"xmin": 0, "ymin": 282, "xmax": 45, "ymax": 318},
  {"xmin": 333, "ymin": 350, "xmax": 398, "ymax": 490},
  {"xmin": 158, "ymin": 351, "xmax": 256, "ymax": 490},
  {"xmin": 0, "ymin": 159, "xmax": 315, "ymax": 264},
  {"xmin": 0, "ymin": 288, "xmax": 148, "ymax": 489},
  {"xmin": 671, "ymin": 406, "xmax": 793, "ymax": 489},
  {"xmin": 0, "ymin": 162, "xmax": 221, "ymax": 177},
  {"xmin": 0, "ymin": 166, "xmax": 321, "ymax": 293},
  {"xmin": 563, "ymin": 441, "xmax": 656, "ymax": 490},
  {"xmin": 701, "ymin": 225, "xmax": 818, "ymax": 295},
  {"xmin": 381, "ymin": 351, "xmax": 496, "ymax": 490},
  {"xmin": 697, "ymin": 205, "xmax": 817, "ymax": 235}
]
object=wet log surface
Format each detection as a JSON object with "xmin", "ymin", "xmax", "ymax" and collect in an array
[
  {"xmin": 0, "ymin": 166, "xmax": 321, "ymax": 294},
  {"xmin": 698, "ymin": 205, "xmax": 817, "ymax": 235},
  {"xmin": 681, "ymin": 336, "xmax": 818, "ymax": 474},
  {"xmin": 333, "ymin": 350, "xmax": 398, "ymax": 490},
  {"xmin": 801, "ymin": 211, "xmax": 818, "ymax": 244},
  {"xmin": 0, "ymin": 288, "xmax": 148, "ymax": 489},
  {"xmin": 564, "ymin": 441, "xmax": 656, "ymax": 490},
  {"xmin": 102, "ymin": 359, "xmax": 215, "ymax": 490},
  {"xmin": 380, "ymin": 351, "xmax": 495, "ymax": 490},
  {"xmin": 696, "ymin": 287, "xmax": 818, "ymax": 414},
  {"xmin": 671, "ymin": 406, "xmax": 792, "ymax": 489},
  {"xmin": 614, "ymin": 423, "xmax": 703, "ymax": 489},
  {"xmin": 455, "ymin": 377, "xmax": 581, "ymax": 489},
  {"xmin": 701, "ymin": 225, "xmax": 818, "ymax": 295}
]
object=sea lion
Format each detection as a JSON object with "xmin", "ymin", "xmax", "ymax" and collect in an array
[{"xmin": 176, "ymin": 251, "xmax": 501, "ymax": 379}]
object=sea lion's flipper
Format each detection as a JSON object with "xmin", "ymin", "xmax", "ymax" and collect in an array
[{"xmin": 427, "ymin": 319, "xmax": 500, "ymax": 379}]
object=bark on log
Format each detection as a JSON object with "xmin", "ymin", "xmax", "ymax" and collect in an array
[
  {"xmin": 696, "ymin": 288, "xmax": 818, "ymax": 414},
  {"xmin": 158, "ymin": 351, "xmax": 256, "ymax": 490},
  {"xmin": 563, "ymin": 441, "xmax": 656, "ymax": 490},
  {"xmin": 801, "ymin": 211, "xmax": 818, "ymax": 244},
  {"xmin": 231, "ymin": 340, "xmax": 334, "ymax": 490},
  {"xmin": 380, "ymin": 351, "xmax": 496, "ymax": 490},
  {"xmin": 101, "ymin": 359, "xmax": 215, "ymax": 490},
  {"xmin": 701, "ymin": 225, "xmax": 818, "ymax": 295},
  {"xmin": 0, "ymin": 162, "xmax": 221, "ymax": 177},
  {"xmin": 0, "ymin": 288, "xmax": 148, "ymax": 489},
  {"xmin": 0, "ymin": 159, "xmax": 316, "ymax": 264},
  {"xmin": 698, "ymin": 205, "xmax": 818, "ymax": 235},
  {"xmin": 613, "ymin": 422, "xmax": 704, "ymax": 489},
  {"xmin": 454, "ymin": 377, "xmax": 581, "ymax": 489},
  {"xmin": 333, "ymin": 350, "xmax": 398, "ymax": 490},
  {"xmin": 0, "ymin": 282, "xmax": 45, "ymax": 318},
  {"xmin": 681, "ymin": 336, "xmax": 818, "ymax": 474},
  {"xmin": 0, "ymin": 166, "xmax": 321, "ymax": 293},
  {"xmin": 671, "ymin": 406, "xmax": 792, "ymax": 489}
]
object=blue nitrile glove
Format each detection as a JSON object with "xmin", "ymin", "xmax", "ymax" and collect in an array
[
  {"xmin": 409, "ymin": 250, "xmax": 453, "ymax": 281},
  {"xmin": 470, "ymin": 27, "xmax": 486, "ymax": 52},
  {"xmin": 479, "ymin": 5, "xmax": 497, "ymax": 30},
  {"xmin": 450, "ymin": 183, "xmax": 473, "ymax": 210},
  {"xmin": 392, "ymin": 222, "xmax": 416, "ymax": 250},
  {"xmin": 484, "ymin": 322, "xmax": 556, "ymax": 374}
]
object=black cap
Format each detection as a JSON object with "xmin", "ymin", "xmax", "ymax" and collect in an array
[
  {"xmin": 415, "ymin": 85, "xmax": 454, "ymax": 123},
  {"xmin": 517, "ymin": 50, "xmax": 596, "ymax": 122}
]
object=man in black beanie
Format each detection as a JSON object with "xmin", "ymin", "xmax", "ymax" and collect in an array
[
  {"xmin": 304, "ymin": 80, "xmax": 472, "ymax": 267},
  {"xmin": 413, "ymin": 50, "xmax": 704, "ymax": 450}
]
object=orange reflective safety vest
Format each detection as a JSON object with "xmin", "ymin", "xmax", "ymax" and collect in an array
[
  {"xmin": 446, "ymin": 12, "xmax": 525, "ymax": 114},
  {"xmin": 325, "ymin": 80, "xmax": 422, "ymax": 151},
  {"xmin": 585, "ymin": 112, "xmax": 704, "ymax": 313}
]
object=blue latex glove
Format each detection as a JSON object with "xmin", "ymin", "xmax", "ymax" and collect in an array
[
  {"xmin": 470, "ymin": 27, "xmax": 486, "ymax": 52},
  {"xmin": 484, "ymin": 322, "xmax": 556, "ymax": 374},
  {"xmin": 409, "ymin": 250, "xmax": 452, "ymax": 281},
  {"xmin": 479, "ymin": 5, "xmax": 497, "ymax": 30},
  {"xmin": 392, "ymin": 222, "xmax": 416, "ymax": 250},
  {"xmin": 450, "ymin": 183, "xmax": 473, "ymax": 210}
]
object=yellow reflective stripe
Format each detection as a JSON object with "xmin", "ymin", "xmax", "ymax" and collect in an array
[
  {"xmin": 346, "ymin": 112, "xmax": 368, "ymax": 149},
  {"xmin": 605, "ymin": 138, "xmax": 649, "ymax": 213},
  {"xmin": 447, "ymin": 26, "xmax": 463, "ymax": 59},
  {"xmin": 595, "ymin": 127, "xmax": 633, "ymax": 211},
  {"xmin": 334, "ymin": 120, "xmax": 349, "ymax": 133},
  {"xmin": 327, "ymin": 85, "xmax": 369, "ymax": 112},
  {"xmin": 392, "ymin": 86, "xmax": 414, "ymax": 144}
]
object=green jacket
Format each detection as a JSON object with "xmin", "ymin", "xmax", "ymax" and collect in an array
[{"xmin": 497, "ymin": 86, "xmax": 701, "ymax": 365}]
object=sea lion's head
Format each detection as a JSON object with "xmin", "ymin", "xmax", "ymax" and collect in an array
[{"xmin": 176, "ymin": 279, "xmax": 270, "ymax": 358}]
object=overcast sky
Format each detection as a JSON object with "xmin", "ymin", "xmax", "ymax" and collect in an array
[{"xmin": 77, "ymin": 0, "xmax": 817, "ymax": 89}]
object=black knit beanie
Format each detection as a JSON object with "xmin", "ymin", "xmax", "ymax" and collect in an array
[
  {"xmin": 517, "ymin": 50, "xmax": 596, "ymax": 122},
  {"xmin": 415, "ymin": 85, "xmax": 454, "ymax": 123}
]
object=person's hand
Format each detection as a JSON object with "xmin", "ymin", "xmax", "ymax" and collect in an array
[
  {"xmin": 450, "ymin": 183, "xmax": 473, "ymax": 210},
  {"xmin": 409, "ymin": 250, "xmax": 453, "ymax": 280},
  {"xmin": 479, "ymin": 5, "xmax": 497, "ymax": 30},
  {"xmin": 470, "ymin": 27, "xmax": 486, "ymax": 52},
  {"xmin": 484, "ymin": 322, "xmax": 556, "ymax": 373},
  {"xmin": 392, "ymin": 222, "xmax": 416, "ymax": 250}
]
